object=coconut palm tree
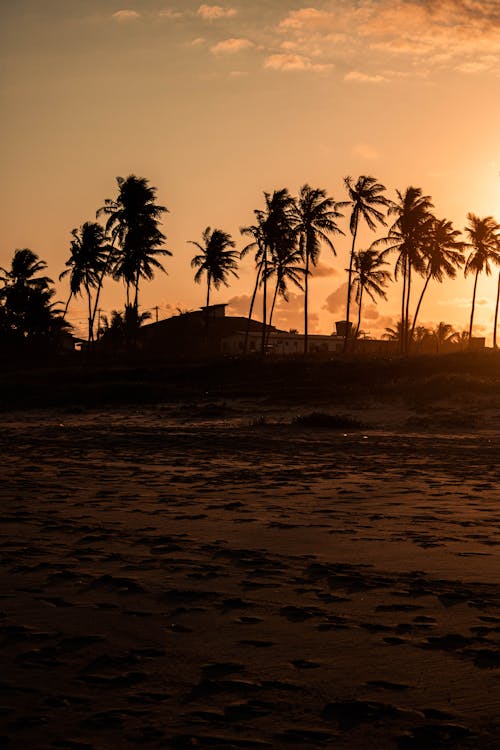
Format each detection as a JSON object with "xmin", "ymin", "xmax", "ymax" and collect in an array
[
  {"xmin": 343, "ymin": 176, "xmax": 390, "ymax": 351},
  {"xmin": 463, "ymin": 213, "xmax": 500, "ymax": 340},
  {"xmin": 291, "ymin": 184, "xmax": 344, "ymax": 355},
  {"xmin": 432, "ymin": 321, "xmax": 457, "ymax": 353},
  {"xmin": 97, "ymin": 175, "xmax": 171, "ymax": 314},
  {"xmin": 0, "ymin": 249, "xmax": 69, "ymax": 343},
  {"xmin": 493, "ymin": 272, "xmax": 500, "ymax": 348},
  {"xmin": 189, "ymin": 227, "xmax": 239, "ymax": 308},
  {"xmin": 409, "ymin": 218, "xmax": 465, "ymax": 345},
  {"xmin": 351, "ymin": 247, "xmax": 391, "ymax": 340},
  {"xmin": 383, "ymin": 187, "xmax": 434, "ymax": 354},
  {"xmin": 240, "ymin": 215, "xmax": 266, "ymax": 354},
  {"xmin": 265, "ymin": 239, "xmax": 305, "ymax": 336},
  {"xmin": 59, "ymin": 222, "xmax": 111, "ymax": 342},
  {"xmin": 242, "ymin": 189, "xmax": 295, "ymax": 354}
]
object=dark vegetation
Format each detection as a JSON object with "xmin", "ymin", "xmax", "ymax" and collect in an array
[{"xmin": 2, "ymin": 351, "xmax": 500, "ymax": 412}]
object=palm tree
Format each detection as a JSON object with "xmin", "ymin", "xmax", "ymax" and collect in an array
[
  {"xmin": 242, "ymin": 189, "xmax": 295, "ymax": 354},
  {"xmin": 494, "ymin": 272, "xmax": 500, "ymax": 348},
  {"xmin": 189, "ymin": 227, "xmax": 239, "ymax": 308},
  {"xmin": 240, "ymin": 216, "xmax": 266, "ymax": 353},
  {"xmin": 59, "ymin": 222, "xmax": 110, "ymax": 342},
  {"xmin": 0, "ymin": 249, "xmax": 69, "ymax": 343},
  {"xmin": 432, "ymin": 321, "xmax": 457, "ymax": 353},
  {"xmin": 97, "ymin": 175, "xmax": 171, "ymax": 314},
  {"xmin": 351, "ymin": 247, "xmax": 391, "ymax": 340},
  {"xmin": 343, "ymin": 176, "xmax": 390, "ymax": 351},
  {"xmin": 0, "ymin": 248, "xmax": 52, "ymax": 290},
  {"xmin": 291, "ymin": 184, "xmax": 344, "ymax": 355},
  {"xmin": 463, "ymin": 213, "xmax": 500, "ymax": 340},
  {"xmin": 265, "ymin": 239, "xmax": 305, "ymax": 336},
  {"xmin": 409, "ymin": 218, "xmax": 465, "ymax": 345},
  {"xmin": 383, "ymin": 187, "xmax": 434, "ymax": 354}
]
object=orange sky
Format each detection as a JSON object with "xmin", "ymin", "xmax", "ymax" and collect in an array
[{"xmin": 1, "ymin": 1, "xmax": 500, "ymax": 341}]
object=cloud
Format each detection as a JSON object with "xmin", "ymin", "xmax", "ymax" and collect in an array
[
  {"xmin": 227, "ymin": 294, "xmax": 251, "ymax": 316},
  {"xmin": 279, "ymin": 8, "xmax": 333, "ymax": 32},
  {"xmin": 112, "ymin": 9, "xmax": 140, "ymax": 21},
  {"xmin": 198, "ymin": 4, "xmax": 237, "ymax": 20},
  {"xmin": 344, "ymin": 71, "xmax": 387, "ymax": 84},
  {"xmin": 264, "ymin": 53, "xmax": 332, "ymax": 72},
  {"xmin": 211, "ymin": 37, "xmax": 254, "ymax": 54},
  {"xmin": 323, "ymin": 282, "xmax": 355, "ymax": 316},
  {"xmin": 158, "ymin": 9, "xmax": 183, "ymax": 20},
  {"xmin": 274, "ymin": 1, "xmax": 500, "ymax": 79},
  {"xmin": 310, "ymin": 261, "xmax": 338, "ymax": 278},
  {"xmin": 188, "ymin": 37, "xmax": 206, "ymax": 47}
]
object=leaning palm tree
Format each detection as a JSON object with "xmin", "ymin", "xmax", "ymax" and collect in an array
[
  {"xmin": 189, "ymin": 227, "xmax": 239, "ymax": 308},
  {"xmin": 351, "ymin": 247, "xmax": 391, "ymax": 340},
  {"xmin": 59, "ymin": 222, "xmax": 110, "ymax": 342},
  {"xmin": 383, "ymin": 187, "xmax": 434, "ymax": 354},
  {"xmin": 240, "ymin": 215, "xmax": 266, "ymax": 354},
  {"xmin": 97, "ymin": 175, "xmax": 171, "ymax": 315},
  {"xmin": 463, "ymin": 213, "xmax": 500, "ymax": 340},
  {"xmin": 409, "ymin": 217, "xmax": 465, "ymax": 345},
  {"xmin": 291, "ymin": 184, "xmax": 344, "ymax": 355},
  {"xmin": 343, "ymin": 176, "xmax": 390, "ymax": 351}
]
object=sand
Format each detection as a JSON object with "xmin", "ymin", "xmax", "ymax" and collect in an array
[{"xmin": 1, "ymin": 399, "xmax": 500, "ymax": 749}]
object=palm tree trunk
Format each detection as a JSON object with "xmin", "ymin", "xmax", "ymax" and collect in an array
[
  {"xmin": 267, "ymin": 279, "xmax": 280, "ymax": 348},
  {"xmin": 410, "ymin": 268, "xmax": 431, "ymax": 346},
  {"xmin": 494, "ymin": 272, "xmax": 500, "ymax": 348},
  {"xmin": 62, "ymin": 291, "xmax": 73, "ymax": 320},
  {"xmin": 400, "ymin": 254, "xmax": 407, "ymax": 355},
  {"xmin": 91, "ymin": 238, "xmax": 115, "ymax": 335},
  {"xmin": 404, "ymin": 259, "xmax": 412, "ymax": 355},
  {"xmin": 244, "ymin": 261, "xmax": 263, "ymax": 354},
  {"xmin": 355, "ymin": 286, "xmax": 363, "ymax": 342},
  {"xmin": 86, "ymin": 285, "xmax": 93, "ymax": 344},
  {"xmin": 344, "ymin": 221, "xmax": 358, "ymax": 353},
  {"xmin": 468, "ymin": 269, "xmax": 480, "ymax": 341},
  {"xmin": 261, "ymin": 246, "xmax": 268, "ymax": 355},
  {"xmin": 304, "ymin": 246, "xmax": 309, "ymax": 356}
]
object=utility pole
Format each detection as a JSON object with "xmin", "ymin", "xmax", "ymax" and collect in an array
[{"xmin": 97, "ymin": 308, "xmax": 102, "ymax": 337}]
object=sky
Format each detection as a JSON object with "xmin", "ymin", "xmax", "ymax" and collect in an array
[{"xmin": 1, "ymin": 0, "xmax": 500, "ymax": 341}]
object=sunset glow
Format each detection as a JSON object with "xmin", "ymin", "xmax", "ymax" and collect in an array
[{"xmin": 2, "ymin": 1, "xmax": 500, "ymax": 340}]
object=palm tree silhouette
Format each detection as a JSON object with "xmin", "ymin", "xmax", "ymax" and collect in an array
[
  {"xmin": 265, "ymin": 238, "xmax": 305, "ymax": 339},
  {"xmin": 0, "ymin": 249, "xmax": 68, "ymax": 342},
  {"xmin": 409, "ymin": 218, "xmax": 465, "ymax": 345},
  {"xmin": 59, "ymin": 222, "xmax": 111, "ymax": 342},
  {"xmin": 432, "ymin": 321, "xmax": 456, "ymax": 353},
  {"xmin": 351, "ymin": 247, "xmax": 391, "ymax": 340},
  {"xmin": 463, "ymin": 213, "xmax": 500, "ymax": 341},
  {"xmin": 344, "ymin": 176, "xmax": 390, "ymax": 351},
  {"xmin": 383, "ymin": 187, "xmax": 434, "ymax": 354},
  {"xmin": 189, "ymin": 227, "xmax": 239, "ymax": 308},
  {"xmin": 97, "ymin": 175, "xmax": 171, "ymax": 314},
  {"xmin": 494, "ymin": 272, "xmax": 500, "ymax": 348},
  {"xmin": 242, "ymin": 189, "xmax": 295, "ymax": 354},
  {"xmin": 291, "ymin": 184, "xmax": 344, "ymax": 355},
  {"xmin": 240, "ymin": 215, "xmax": 266, "ymax": 354}
]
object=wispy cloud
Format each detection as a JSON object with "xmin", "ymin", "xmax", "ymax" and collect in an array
[
  {"xmin": 112, "ymin": 9, "xmax": 140, "ymax": 22},
  {"xmin": 264, "ymin": 53, "xmax": 332, "ymax": 73},
  {"xmin": 344, "ymin": 71, "xmax": 387, "ymax": 84},
  {"xmin": 158, "ymin": 9, "xmax": 184, "ymax": 20},
  {"xmin": 198, "ymin": 4, "xmax": 237, "ymax": 21},
  {"xmin": 211, "ymin": 38, "xmax": 253, "ymax": 55},
  {"xmin": 352, "ymin": 143, "xmax": 381, "ymax": 161}
]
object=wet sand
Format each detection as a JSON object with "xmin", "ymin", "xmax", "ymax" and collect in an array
[{"xmin": 1, "ymin": 401, "xmax": 500, "ymax": 749}]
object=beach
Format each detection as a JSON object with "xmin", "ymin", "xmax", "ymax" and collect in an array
[{"xmin": 1, "ymin": 391, "xmax": 500, "ymax": 749}]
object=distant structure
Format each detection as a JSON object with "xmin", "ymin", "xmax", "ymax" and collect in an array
[{"xmin": 132, "ymin": 304, "xmax": 397, "ymax": 359}]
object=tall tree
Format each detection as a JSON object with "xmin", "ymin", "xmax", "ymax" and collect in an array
[
  {"xmin": 383, "ymin": 187, "xmax": 434, "ymax": 354},
  {"xmin": 59, "ymin": 222, "xmax": 110, "ymax": 342},
  {"xmin": 351, "ymin": 247, "xmax": 391, "ymax": 340},
  {"xmin": 409, "ymin": 217, "xmax": 465, "ymax": 345},
  {"xmin": 97, "ymin": 175, "xmax": 171, "ymax": 313},
  {"xmin": 0, "ymin": 249, "xmax": 69, "ymax": 343},
  {"xmin": 240, "ymin": 216, "xmax": 266, "ymax": 354},
  {"xmin": 463, "ymin": 213, "xmax": 500, "ymax": 340},
  {"xmin": 494, "ymin": 272, "xmax": 500, "ymax": 348},
  {"xmin": 291, "ymin": 184, "xmax": 344, "ymax": 355},
  {"xmin": 189, "ymin": 227, "xmax": 239, "ymax": 308},
  {"xmin": 265, "ymin": 238, "xmax": 305, "ymax": 337},
  {"xmin": 343, "ymin": 176, "xmax": 390, "ymax": 351}
]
